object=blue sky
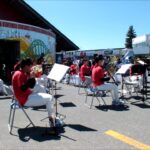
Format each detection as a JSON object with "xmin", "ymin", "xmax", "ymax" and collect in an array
[{"xmin": 25, "ymin": 0, "xmax": 150, "ymax": 50}]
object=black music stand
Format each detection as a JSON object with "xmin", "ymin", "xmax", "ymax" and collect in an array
[
  {"xmin": 47, "ymin": 63, "xmax": 69, "ymax": 120},
  {"xmin": 139, "ymin": 64, "xmax": 147, "ymax": 102}
]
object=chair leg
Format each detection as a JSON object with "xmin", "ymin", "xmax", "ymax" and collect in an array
[
  {"xmin": 85, "ymin": 92, "xmax": 88, "ymax": 104},
  {"xmin": 95, "ymin": 96, "xmax": 101, "ymax": 106},
  {"xmin": 100, "ymin": 97, "xmax": 107, "ymax": 106},
  {"xmin": 95, "ymin": 92, "xmax": 106, "ymax": 106},
  {"xmin": 90, "ymin": 93, "xmax": 95, "ymax": 109},
  {"xmin": 85, "ymin": 91, "xmax": 107, "ymax": 109},
  {"xmin": 8, "ymin": 105, "xmax": 16, "ymax": 134},
  {"xmin": 8, "ymin": 103, "xmax": 13, "ymax": 127},
  {"xmin": 21, "ymin": 108, "xmax": 35, "ymax": 127},
  {"xmin": 85, "ymin": 91, "xmax": 94, "ymax": 108},
  {"xmin": 78, "ymin": 86, "xmax": 81, "ymax": 94},
  {"xmin": 78, "ymin": 83, "xmax": 87, "ymax": 95},
  {"xmin": 8, "ymin": 103, "xmax": 35, "ymax": 134},
  {"xmin": 78, "ymin": 84, "xmax": 84, "ymax": 94},
  {"xmin": 8, "ymin": 104, "xmax": 13, "ymax": 133}
]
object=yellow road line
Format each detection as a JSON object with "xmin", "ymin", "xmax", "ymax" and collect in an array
[{"xmin": 105, "ymin": 130, "xmax": 150, "ymax": 150}]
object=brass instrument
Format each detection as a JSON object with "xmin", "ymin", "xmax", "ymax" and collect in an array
[{"xmin": 104, "ymin": 63, "xmax": 118, "ymax": 86}]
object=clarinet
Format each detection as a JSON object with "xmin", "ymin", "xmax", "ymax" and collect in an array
[
  {"xmin": 104, "ymin": 64, "xmax": 118, "ymax": 86},
  {"xmin": 107, "ymin": 69, "xmax": 118, "ymax": 86}
]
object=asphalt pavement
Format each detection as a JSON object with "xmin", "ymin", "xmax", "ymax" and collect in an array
[{"xmin": 0, "ymin": 81, "xmax": 150, "ymax": 150}]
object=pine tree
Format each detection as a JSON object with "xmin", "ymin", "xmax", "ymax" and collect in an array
[{"xmin": 125, "ymin": 25, "xmax": 136, "ymax": 48}]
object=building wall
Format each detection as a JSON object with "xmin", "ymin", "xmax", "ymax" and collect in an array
[{"xmin": 0, "ymin": 1, "xmax": 79, "ymax": 52}]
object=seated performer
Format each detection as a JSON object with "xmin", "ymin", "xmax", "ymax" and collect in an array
[
  {"xmin": 30, "ymin": 57, "xmax": 51, "ymax": 93},
  {"xmin": 0, "ymin": 79, "xmax": 8, "ymax": 96},
  {"xmin": 70, "ymin": 63, "xmax": 78, "ymax": 76},
  {"xmin": 12, "ymin": 58, "xmax": 56, "ymax": 129},
  {"xmin": 130, "ymin": 59, "xmax": 144, "ymax": 75},
  {"xmin": 129, "ymin": 59, "xmax": 146, "ymax": 91},
  {"xmin": 92, "ymin": 55, "xmax": 124, "ymax": 106},
  {"xmin": 79, "ymin": 58, "xmax": 91, "ymax": 82}
]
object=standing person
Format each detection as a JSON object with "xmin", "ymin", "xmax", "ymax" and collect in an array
[
  {"xmin": 92, "ymin": 55, "xmax": 124, "ymax": 106},
  {"xmin": 12, "ymin": 58, "xmax": 56, "ymax": 129}
]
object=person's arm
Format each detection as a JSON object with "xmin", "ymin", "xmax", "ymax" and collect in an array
[
  {"xmin": 80, "ymin": 65, "xmax": 85, "ymax": 81},
  {"xmin": 20, "ymin": 76, "xmax": 36, "ymax": 91},
  {"xmin": 101, "ymin": 76, "xmax": 110, "ymax": 81},
  {"xmin": 20, "ymin": 83, "xmax": 28, "ymax": 91},
  {"xmin": 85, "ymin": 66, "xmax": 91, "ymax": 76},
  {"xmin": 98, "ymin": 67, "xmax": 110, "ymax": 82}
]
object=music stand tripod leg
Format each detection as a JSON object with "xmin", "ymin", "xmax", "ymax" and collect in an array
[
  {"xmin": 54, "ymin": 81, "xmax": 66, "ymax": 121},
  {"xmin": 120, "ymin": 74, "xmax": 125, "ymax": 98},
  {"xmin": 142, "ymin": 73, "xmax": 147, "ymax": 102}
]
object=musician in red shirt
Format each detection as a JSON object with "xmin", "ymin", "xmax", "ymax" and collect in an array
[
  {"xmin": 79, "ymin": 58, "xmax": 91, "ymax": 82},
  {"xmin": 70, "ymin": 63, "xmax": 78, "ymax": 75},
  {"xmin": 92, "ymin": 55, "xmax": 124, "ymax": 106},
  {"xmin": 12, "ymin": 58, "xmax": 55, "ymax": 128}
]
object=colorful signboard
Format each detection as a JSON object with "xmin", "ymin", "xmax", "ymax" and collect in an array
[{"xmin": 0, "ymin": 20, "xmax": 56, "ymax": 64}]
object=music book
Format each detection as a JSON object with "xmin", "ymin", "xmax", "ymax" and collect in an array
[
  {"xmin": 47, "ymin": 63, "xmax": 70, "ymax": 82},
  {"xmin": 137, "ymin": 60, "xmax": 145, "ymax": 65},
  {"xmin": 116, "ymin": 64, "xmax": 133, "ymax": 74}
]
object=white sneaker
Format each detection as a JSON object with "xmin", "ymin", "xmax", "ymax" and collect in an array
[
  {"xmin": 112, "ymin": 99, "xmax": 125, "ymax": 106},
  {"xmin": 55, "ymin": 117, "xmax": 65, "ymax": 127}
]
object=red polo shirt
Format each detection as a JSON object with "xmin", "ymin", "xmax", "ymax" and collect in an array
[
  {"xmin": 70, "ymin": 64, "xmax": 77, "ymax": 75},
  {"xmin": 12, "ymin": 70, "xmax": 32, "ymax": 106},
  {"xmin": 92, "ymin": 64, "xmax": 104, "ymax": 87},
  {"xmin": 79, "ymin": 64, "xmax": 90, "ymax": 81}
]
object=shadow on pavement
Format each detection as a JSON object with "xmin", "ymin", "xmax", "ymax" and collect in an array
[
  {"xmin": 52, "ymin": 86, "xmax": 62, "ymax": 91},
  {"xmin": 130, "ymin": 100, "xmax": 150, "ymax": 109},
  {"xmin": 95, "ymin": 104, "xmax": 130, "ymax": 111},
  {"xmin": 120, "ymin": 95, "xmax": 142, "ymax": 101},
  {"xmin": 18, "ymin": 126, "xmax": 65, "ymax": 142},
  {"xmin": 0, "ymin": 96, "xmax": 12, "ymax": 100},
  {"xmin": 59, "ymin": 102, "xmax": 76, "ymax": 107},
  {"xmin": 54, "ymin": 94, "xmax": 64, "ymax": 99},
  {"xmin": 65, "ymin": 124, "xmax": 97, "ymax": 132}
]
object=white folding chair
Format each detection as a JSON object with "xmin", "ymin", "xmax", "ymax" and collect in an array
[
  {"xmin": 123, "ymin": 76, "xmax": 142, "ymax": 96},
  {"xmin": 85, "ymin": 86, "xmax": 107, "ymax": 109},
  {"xmin": 8, "ymin": 91, "xmax": 35, "ymax": 134},
  {"xmin": 78, "ymin": 76, "xmax": 92, "ymax": 94}
]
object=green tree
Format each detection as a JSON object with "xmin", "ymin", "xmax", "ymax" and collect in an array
[{"xmin": 125, "ymin": 25, "xmax": 136, "ymax": 48}]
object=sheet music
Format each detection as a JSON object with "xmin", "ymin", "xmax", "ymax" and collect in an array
[
  {"xmin": 47, "ymin": 63, "xmax": 69, "ymax": 82},
  {"xmin": 116, "ymin": 64, "xmax": 133, "ymax": 74},
  {"xmin": 137, "ymin": 60, "xmax": 145, "ymax": 65}
]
